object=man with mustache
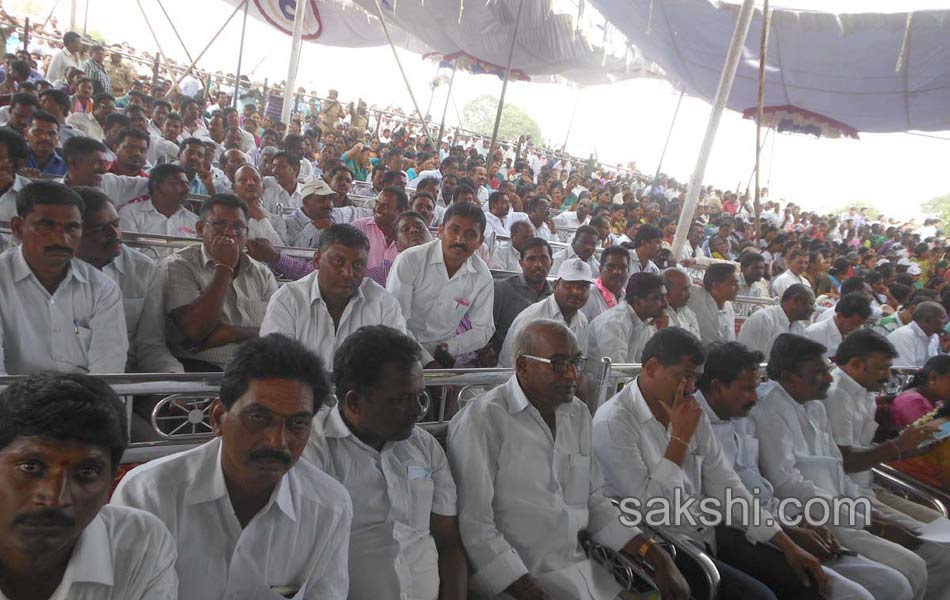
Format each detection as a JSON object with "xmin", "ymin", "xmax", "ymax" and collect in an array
[
  {"xmin": 738, "ymin": 283, "xmax": 814, "ymax": 357},
  {"xmin": 697, "ymin": 342, "xmax": 913, "ymax": 600},
  {"xmin": 260, "ymin": 224, "xmax": 406, "ymax": 368},
  {"xmin": 581, "ymin": 245, "xmax": 629, "ymax": 321},
  {"xmin": 21, "ymin": 110, "xmax": 66, "ymax": 176},
  {"xmin": 0, "ymin": 372, "xmax": 178, "ymax": 599},
  {"xmin": 113, "ymin": 334, "xmax": 352, "ymax": 599},
  {"xmin": 0, "ymin": 181, "xmax": 128, "ymax": 375},
  {"xmin": 305, "ymin": 325, "xmax": 468, "ymax": 599},
  {"xmin": 261, "ymin": 151, "xmax": 303, "ymax": 212},
  {"xmin": 351, "ymin": 186, "xmax": 409, "ymax": 270},
  {"xmin": 755, "ymin": 334, "xmax": 950, "ymax": 600},
  {"xmin": 450, "ymin": 320, "xmax": 690, "ymax": 600},
  {"xmin": 805, "ymin": 293, "xmax": 872, "ymax": 360},
  {"xmin": 177, "ymin": 137, "xmax": 215, "ymax": 196},
  {"xmin": 387, "ymin": 202, "xmax": 494, "ymax": 368},
  {"xmin": 660, "ymin": 267, "xmax": 701, "ymax": 338},
  {"xmin": 61, "ymin": 136, "xmax": 149, "ymax": 211},
  {"xmin": 488, "ymin": 219, "xmax": 534, "ymax": 272},
  {"xmin": 107, "ymin": 127, "xmax": 150, "ymax": 177},
  {"xmin": 118, "ymin": 163, "xmax": 198, "ymax": 244},
  {"xmin": 76, "ymin": 187, "xmax": 182, "ymax": 373},
  {"xmin": 231, "ymin": 164, "xmax": 286, "ymax": 246},
  {"xmin": 282, "ymin": 177, "xmax": 340, "ymax": 249},
  {"xmin": 488, "ymin": 236, "xmax": 553, "ymax": 362},
  {"xmin": 588, "ymin": 271, "xmax": 667, "ymax": 367},
  {"xmin": 550, "ymin": 225, "xmax": 600, "ymax": 274},
  {"xmin": 499, "ymin": 258, "xmax": 593, "ymax": 368}
]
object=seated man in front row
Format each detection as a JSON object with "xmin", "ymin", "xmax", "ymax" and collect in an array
[
  {"xmin": 305, "ymin": 325, "xmax": 468, "ymax": 600},
  {"xmin": 112, "ymin": 333, "xmax": 352, "ymax": 599},
  {"xmin": 449, "ymin": 319, "xmax": 690, "ymax": 599},
  {"xmin": 0, "ymin": 372, "xmax": 178, "ymax": 599}
]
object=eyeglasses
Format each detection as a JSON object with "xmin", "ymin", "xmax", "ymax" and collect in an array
[
  {"xmin": 391, "ymin": 391, "xmax": 431, "ymax": 416},
  {"xmin": 206, "ymin": 220, "xmax": 247, "ymax": 234},
  {"xmin": 521, "ymin": 354, "xmax": 587, "ymax": 374}
]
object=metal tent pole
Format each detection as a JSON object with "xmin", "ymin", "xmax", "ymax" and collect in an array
[
  {"xmin": 69, "ymin": 0, "xmax": 76, "ymax": 32},
  {"xmin": 371, "ymin": 0, "xmax": 431, "ymax": 144},
  {"xmin": 168, "ymin": 1, "xmax": 245, "ymax": 95},
  {"xmin": 281, "ymin": 0, "xmax": 307, "ymax": 123},
  {"xmin": 649, "ymin": 88, "xmax": 685, "ymax": 193},
  {"xmin": 670, "ymin": 0, "xmax": 757, "ymax": 260},
  {"xmin": 488, "ymin": 0, "xmax": 526, "ymax": 158},
  {"xmin": 232, "ymin": 0, "xmax": 251, "ymax": 110},
  {"xmin": 753, "ymin": 0, "xmax": 772, "ymax": 246},
  {"xmin": 562, "ymin": 86, "xmax": 582, "ymax": 150},
  {"xmin": 156, "ymin": 0, "xmax": 196, "ymax": 66},
  {"xmin": 82, "ymin": 0, "xmax": 89, "ymax": 36},
  {"xmin": 436, "ymin": 61, "xmax": 458, "ymax": 146}
]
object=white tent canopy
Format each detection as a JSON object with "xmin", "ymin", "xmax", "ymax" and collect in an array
[{"xmin": 589, "ymin": 0, "xmax": 950, "ymax": 133}]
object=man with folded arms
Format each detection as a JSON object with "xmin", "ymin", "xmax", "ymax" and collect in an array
[
  {"xmin": 0, "ymin": 372, "xmax": 178, "ymax": 599},
  {"xmin": 306, "ymin": 325, "xmax": 468, "ymax": 599},
  {"xmin": 112, "ymin": 334, "xmax": 352, "ymax": 599},
  {"xmin": 449, "ymin": 320, "xmax": 689, "ymax": 599}
]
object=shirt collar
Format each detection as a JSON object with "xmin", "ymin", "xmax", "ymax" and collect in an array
[
  {"xmin": 110, "ymin": 245, "xmax": 128, "ymax": 275},
  {"xmin": 60, "ymin": 511, "xmax": 114, "ymax": 588},
  {"xmin": 11, "ymin": 245, "xmax": 86, "ymax": 284},
  {"xmin": 910, "ymin": 321, "xmax": 931, "ymax": 341},
  {"xmin": 833, "ymin": 367, "xmax": 867, "ymax": 398},
  {"xmin": 429, "ymin": 239, "xmax": 476, "ymax": 275},
  {"xmin": 773, "ymin": 304, "xmax": 792, "ymax": 328},
  {"xmin": 624, "ymin": 377, "xmax": 657, "ymax": 425},
  {"xmin": 695, "ymin": 390, "xmax": 728, "ymax": 424},
  {"xmin": 503, "ymin": 375, "xmax": 531, "ymax": 414},
  {"xmin": 310, "ymin": 272, "xmax": 365, "ymax": 306}
]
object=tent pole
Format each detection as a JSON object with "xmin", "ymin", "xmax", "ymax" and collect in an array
[
  {"xmin": 371, "ymin": 0, "xmax": 432, "ymax": 145},
  {"xmin": 753, "ymin": 0, "xmax": 772, "ymax": 247},
  {"xmin": 135, "ymin": 0, "xmax": 178, "ymax": 85},
  {"xmin": 562, "ymin": 86, "xmax": 582, "ymax": 150},
  {"xmin": 670, "ymin": 0, "xmax": 756, "ymax": 260},
  {"xmin": 436, "ymin": 61, "xmax": 458, "ymax": 147},
  {"xmin": 232, "ymin": 0, "xmax": 250, "ymax": 109},
  {"xmin": 82, "ymin": 0, "xmax": 89, "ymax": 36},
  {"xmin": 281, "ymin": 0, "xmax": 307, "ymax": 124},
  {"xmin": 169, "ymin": 1, "xmax": 244, "ymax": 95},
  {"xmin": 69, "ymin": 0, "xmax": 76, "ymax": 32},
  {"xmin": 156, "ymin": 0, "xmax": 196, "ymax": 66},
  {"xmin": 650, "ymin": 87, "xmax": 685, "ymax": 193},
  {"xmin": 489, "ymin": 0, "xmax": 525, "ymax": 158}
]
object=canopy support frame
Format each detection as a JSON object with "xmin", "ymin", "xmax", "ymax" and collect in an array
[
  {"xmin": 489, "ymin": 0, "xmax": 526, "ymax": 159},
  {"xmin": 281, "ymin": 0, "xmax": 308, "ymax": 124},
  {"xmin": 753, "ymin": 0, "xmax": 772, "ymax": 246}
]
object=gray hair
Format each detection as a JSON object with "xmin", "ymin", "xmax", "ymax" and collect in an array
[{"xmin": 914, "ymin": 301, "xmax": 947, "ymax": 323}]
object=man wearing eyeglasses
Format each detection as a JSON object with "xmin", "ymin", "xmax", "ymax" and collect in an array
[
  {"xmin": 449, "ymin": 319, "xmax": 690, "ymax": 600},
  {"xmin": 304, "ymin": 325, "xmax": 468, "ymax": 600},
  {"xmin": 164, "ymin": 194, "xmax": 277, "ymax": 371}
]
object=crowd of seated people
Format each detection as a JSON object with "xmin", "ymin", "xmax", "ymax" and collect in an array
[{"xmin": 5, "ymin": 19, "xmax": 950, "ymax": 600}]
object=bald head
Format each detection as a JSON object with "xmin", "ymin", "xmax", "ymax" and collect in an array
[
  {"xmin": 512, "ymin": 319, "xmax": 577, "ymax": 362},
  {"xmin": 662, "ymin": 268, "xmax": 691, "ymax": 309},
  {"xmin": 231, "ymin": 164, "xmax": 263, "ymax": 202}
]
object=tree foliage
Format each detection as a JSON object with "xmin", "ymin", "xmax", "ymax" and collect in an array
[
  {"xmin": 922, "ymin": 194, "xmax": 950, "ymax": 225},
  {"xmin": 833, "ymin": 200, "xmax": 880, "ymax": 220},
  {"xmin": 460, "ymin": 94, "xmax": 542, "ymax": 143}
]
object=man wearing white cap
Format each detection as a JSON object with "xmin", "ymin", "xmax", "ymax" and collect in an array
[
  {"xmin": 499, "ymin": 258, "xmax": 593, "ymax": 367},
  {"xmin": 284, "ymin": 178, "xmax": 343, "ymax": 248}
]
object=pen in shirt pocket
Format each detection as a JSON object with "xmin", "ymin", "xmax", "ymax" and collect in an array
[{"xmin": 73, "ymin": 320, "xmax": 80, "ymax": 335}]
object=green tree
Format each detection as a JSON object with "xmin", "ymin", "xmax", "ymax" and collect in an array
[
  {"xmin": 834, "ymin": 200, "xmax": 880, "ymax": 220},
  {"xmin": 460, "ymin": 94, "xmax": 542, "ymax": 143},
  {"xmin": 922, "ymin": 194, "xmax": 950, "ymax": 225}
]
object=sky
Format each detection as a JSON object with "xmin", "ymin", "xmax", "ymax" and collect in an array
[{"xmin": 22, "ymin": 0, "xmax": 950, "ymax": 220}]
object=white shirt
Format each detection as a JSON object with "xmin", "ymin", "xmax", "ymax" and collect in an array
[
  {"xmin": 97, "ymin": 173, "xmax": 150, "ymax": 210},
  {"xmin": 262, "ymin": 177, "xmax": 303, "ymax": 212},
  {"xmin": 148, "ymin": 136, "xmax": 181, "ymax": 166},
  {"xmin": 532, "ymin": 221, "xmax": 555, "ymax": 241},
  {"xmin": 665, "ymin": 305, "xmax": 701, "ymax": 339},
  {"xmin": 0, "ymin": 506, "xmax": 179, "ymax": 600},
  {"xmin": 686, "ymin": 285, "xmax": 736, "ymax": 345},
  {"xmin": 888, "ymin": 321, "xmax": 940, "ymax": 368},
  {"xmin": 628, "ymin": 253, "xmax": 660, "ymax": 275},
  {"xmin": 66, "ymin": 112, "xmax": 105, "ymax": 141},
  {"xmin": 552, "ymin": 211, "xmax": 590, "ymax": 230},
  {"xmin": 118, "ymin": 198, "xmax": 199, "ymax": 240},
  {"xmin": 111, "ymin": 437, "xmax": 352, "ymax": 600},
  {"xmin": 178, "ymin": 74, "xmax": 203, "ymax": 97},
  {"xmin": 261, "ymin": 274, "xmax": 406, "ymax": 368},
  {"xmin": 100, "ymin": 245, "xmax": 183, "ymax": 373},
  {"xmin": 248, "ymin": 211, "xmax": 288, "ymax": 246},
  {"xmin": 0, "ymin": 174, "xmax": 28, "ymax": 221},
  {"xmin": 752, "ymin": 383, "xmax": 868, "ymax": 527},
  {"xmin": 823, "ymin": 368, "xmax": 881, "ymax": 491},
  {"xmin": 592, "ymin": 381, "xmax": 780, "ymax": 547},
  {"xmin": 488, "ymin": 243, "xmax": 521, "ymax": 272},
  {"xmin": 447, "ymin": 375, "xmax": 639, "ymax": 599},
  {"xmin": 408, "ymin": 168, "xmax": 442, "ymax": 188},
  {"xmin": 737, "ymin": 304, "xmax": 807, "ymax": 356},
  {"xmin": 46, "ymin": 48, "xmax": 82, "ymax": 84},
  {"xmin": 771, "ymin": 269, "xmax": 812, "ymax": 299},
  {"xmin": 484, "ymin": 211, "xmax": 511, "ymax": 238},
  {"xmin": 738, "ymin": 273, "xmax": 768, "ymax": 299},
  {"xmin": 0, "ymin": 247, "xmax": 128, "ymax": 375},
  {"xmin": 386, "ymin": 239, "xmax": 494, "ymax": 364},
  {"xmin": 499, "ymin": 295, "xmax": 589, "ymax": 367},
  {"xmin": 804, "ymin": 317, "xmax": 845, "ymax": 360},
  {"xmin": 550, "ymin": 246, "xmax": 599, "ymax": 275},
  {"xmin": 304, "ymin": 407, "xmax": 456, "ymax": 600},
  {"xmin": 587, "ymin": 302, "xmax": 657, "ymax": 367}
]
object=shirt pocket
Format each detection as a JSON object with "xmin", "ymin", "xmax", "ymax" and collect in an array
[
  {"xmin": 263, "ymin": 586, "xmax": 305, "ymax": 599},
  {"xmin": 406, "ymin": 465, "xmax": 434, "ymax": 530},
  {"xmin": 564, "ymin": 454, "xmax": 591, "ymax": 506},
  {"xmin": 66, "ymin": 324, "xmax": 94, "ymax": 369}
]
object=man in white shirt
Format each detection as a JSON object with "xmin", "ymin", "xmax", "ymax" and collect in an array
[
  {"xmin": 231, "ymin": 164, "xmax": 287, "ymax": 245},
  {"xmin": 582, "ymin": 246, "xmax": 629, "ymax": 322},
  {"xmin": 697, "ymin": 342, "xmax": 914, "ymax": 600},
  {"xmin": 261, "ymin": 224, "xmax": 406, "ymax": 366},
  {"xmin": 0, "ymin": 372, "xmax": 178, "ymax": 600},
  {"xmin": 66, "ymin": 93, "xmax": 115, "ymax": 142},
  {"xmin": 484, "ymin": 190, "xmax": 512, "ymax": 238},
  {"xmin": 754, "ymin": 333, "xmax": 947, "ymax": 600},
  {"xmin": 261, "ymin": 152, "xmax": 304, "ymax": 212},
  {"xmin": 118, "ymin": 163, "xmax": 199, "ymax": 241},
  {"xmin": 805, "ymin": 293, "xmax": 872, "ymax": 360},
  {"xmin": 487, "ymin": 237, "xmax": 553, "ymax": 362},
  {"xmin": 525, "ymin": 195, "xmax": 556, "ymax": 241},
  {"xmin": 628, "ymin": 223, "xmax": 663, "ymax": 274},
  {"xmin": 112, "ymin": 334, "xmax": 352, "ymax": 599},
  {"xmin": 0, "ymin": 127, "xmax": 29, "ymax": 222},
  {"xmin": 0, "ymin": 181, "xmax": 128, "ymax": 375},
  {"xmin": 387, "ymin": 202, "xmax": 494, "ymax": 368},
  {"xmin": 588, "ymin": 272, "xmax": 666, "ymax": 368},
  {"xmin": 305, "ymin": 326, "xmax": 468, "ymax": 600},
  {"xmin": 550, "ymin": 225, "xmax": 600, "ymax": 274},
  {"xmin": 448, "ymin": 320, "xmax": 690, "ymax": 600},
  {"xmin": 76, "ymin": 187, "xmax": 183, "ymax": 373},
  {"xmin": 738, "ymin": 252, "xmax": 769, "ymax": 299},
  {"xmin": 688, "ymin": 262, "xmax": 739, "ymax": 345},
  {"xmin": 408, "ymin": 156, "xmax": 458, "ymax": 188},
  {"xmin": 888, "ymin": 302, "xmax": 946, "ymax": 368},
  {"xmin": 661, "ymin": 268, "xmax": 701, "ymax": 338},
  {"xmin": 61, "ymin": 134, "xmax": 147, "ymax": 201},
  {"xmin": 553, "ymin": 196, "xmax": 592, "ymax": 230},
  {"xmin": 499, "ymin": 258, "xmax": 593, "ymax": 367},
  {"xmin": 489, "ymin": 219, "xmax": 534, "ymax": 272},
  {"xmin": 738, "ymin": 284, "xmax": 814, "ymax": 356},
  {"xmin": 45, "ymin": 31, "xmax": 84, "ymax": 85},
  {"xmin": 772, "ymin": 249, "xmax": 812, "ymax": 298},
  {"xmin": 594, "ymin": 328, "xmax": 838, "ymax": 599}
]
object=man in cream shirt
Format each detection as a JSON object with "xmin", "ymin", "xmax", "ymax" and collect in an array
[
  {"xmin": 260, "ymin": 224, "xmax": 406, "ymax": 367},
  {"xmin": 112, "ymin": 334, "xmax": 352, "ymax": 599},
  {"xmin": 737, "ymin": 284, "xmax": 814, "ymax": 357},
  {"xmin": 587, "ymin": 272, "xmax": 666, "ymax": 368}
]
